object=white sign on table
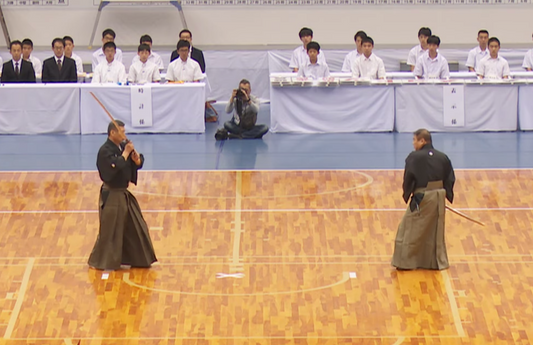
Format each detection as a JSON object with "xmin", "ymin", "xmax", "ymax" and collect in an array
[
  {"xmin": 130, "ymin": 85, "xmax": 153, "ymax": 127},
  {"xmin": 443, "ymin": 85, "xmax": 465, "ymax": 127}
]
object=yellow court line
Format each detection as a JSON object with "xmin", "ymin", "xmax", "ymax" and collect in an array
[
  {"xmin": 441, "ymin": 270, "xmax": 466, "ymax": 337},
  {"xmin": 6, "ymin": 335, "xmax": 462, "ymax": 340},
  {"xmin": 229, "ymin": 171, "xmax": 244, "ymax": 273},
  {"xmin": 4, "ymin": 258, "xmax": 35, "ymax": 339}
]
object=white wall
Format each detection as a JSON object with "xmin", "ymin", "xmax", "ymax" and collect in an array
[{"xmin": 1, "ymin": 2, "xmax": 533, "ymax": 48}]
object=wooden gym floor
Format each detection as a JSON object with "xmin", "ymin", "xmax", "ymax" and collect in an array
[{"xmin": 0, "ymin": 169, "xmax": 532, "ymax": 344}]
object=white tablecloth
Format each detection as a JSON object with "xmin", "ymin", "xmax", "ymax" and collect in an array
[
  {"xmin": 79, "ymin": 84, "xmax": 206, "ymax": 134},
  {"xmin": 519, "ymin": 85, "xmax": 533, "ymax": 130},
  {"xmin": 0, "ymin": 84, "xmax": 80, "ymax": 135},
  {"xmin": 395, "ymin": 83, "xmax": 518, "ymax": 132},
  {"xmin": 270, "ymin": 85, "xmax": 395, "ymax": 133}
]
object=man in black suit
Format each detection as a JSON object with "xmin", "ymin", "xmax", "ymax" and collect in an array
[
  {"xmin": 1, "ymin": 40, "xmax": 36, "ymax": 83},
  {"xmin": 42, "ymin": 38, "xmax": 78, "ymax": 83},
  {"xmin": 170, "ymin": 29, "xmax": 206, "ymax": 73}
]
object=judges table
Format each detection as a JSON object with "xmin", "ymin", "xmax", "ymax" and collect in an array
[
  {"xmin": 0, "ymin": 84, "xmax": 80, "ymax": 135},
  {"xmin": 270, "ymin": 78, "xmax": 394, "ymax": 133},
  {"xmin": 270, "ymin": 73, "xmax": 533, "ymax": 133},
  {"xmin": 0, "ymin": 83, "xmax": 206, "ymax": 135},
  {"xmin": 80, "ymin": 84, "xmax": 206, "ymax": 134},
  {"xmin": 395, "ymin": 82, "xmax": 518, "ymax": 132}
]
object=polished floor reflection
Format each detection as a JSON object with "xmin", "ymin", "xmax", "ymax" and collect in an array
[{"xmin": 0, "ymin": 170, "xmax": 532, "ymax": 344}]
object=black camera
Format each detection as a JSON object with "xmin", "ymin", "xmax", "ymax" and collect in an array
[{"xmin": 235, "ymin": 89, "xmax": 246, "ymax": 99}]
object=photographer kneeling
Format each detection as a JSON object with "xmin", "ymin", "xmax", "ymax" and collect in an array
[{"xmin": 224, "ymin": 79, "xmax": 269, "ymax": 139}]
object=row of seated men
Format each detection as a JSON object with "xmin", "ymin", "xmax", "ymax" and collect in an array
[
  {"xmin": 2, "ymin": 26, "xmax": 533, "ymax": 83},
  {"xmin": 294, "ymin": 27, "xmax": 530, "ymax": 80},
  {"xmin": 0, "ymin": 28, "xmax": 205, "ymax": 84}
]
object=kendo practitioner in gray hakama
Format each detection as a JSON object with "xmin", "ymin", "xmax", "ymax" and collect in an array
[
  {"xmin": 88, "ymin": 120, "xmax": 157, "ymax": 270},
  {"xmin": 392, "ymin": 129, "xmax": 455, "ymax": 270}
]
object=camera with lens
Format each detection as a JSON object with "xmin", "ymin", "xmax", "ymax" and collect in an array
[{"xmin": 235, "ymin": 89, "xmax": 247, "ymax": 100}]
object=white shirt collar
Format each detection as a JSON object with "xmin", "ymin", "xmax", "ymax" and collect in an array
[
  {"xmin": 426, "ymin": 52, "xmax": 440, "ymax": 62},
  {"xmin": 12, "ymin": 59, "xmax": 22, "ymax": 67},
  {"xmin": 55, "ymin": 55, "xmax": 64, "ymax": 63},
  {"xmin": 477, "ymin": 46, "xmax": 489, "ymax": 54},
  {"xmin": 362, "ymin": 53, "xmax": 374, "ymax": 61},
  {"xmin": 307, "ymin": 61, "xmax": 321, "ymax": 67},
  {"xmin": 106, "ymin": 59, "xmax": 116, "ymax": 66}
]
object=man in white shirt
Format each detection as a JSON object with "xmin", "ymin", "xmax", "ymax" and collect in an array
[
  {"xmin": 166, "ymin": 40, "xmax": 203, "ymax": 82},
  {"xmin": 341, "ymin": 31, "xmax": 367, "ymax": 72},
  {"xmin": 477, "ymin": 37, "xmax": 510, "ymax": 79},
  {"xmin": 465, "ymin": 30, "xmax": 489, "ymax": 72},
  {"xmin": 289, "ymin": 27, "xmax": 326, "ymax": 72},
  {"xmin": 522, "ymin": 33, "xmax": 533, "ymax": 71},
  {"xmin": 297, "ymin": 41, "xmax": 330, "ymax": 79},
  {"xmin": 407, "ymin": 27, "xmax": 432, "ymax": 72},
  {"xmin": 92, "ymin": 42, "xmax": 127, "ymax": 84},
  {"xmin": 414, "ymin": 35, "xmax": 450, "ymax": 80},
  {"xmin": 128, "ymin": 44, "xmax": 161, "ymax": 84},
  {"xmin": 22, "ymin": 38, "xmax": 42, "ymax": 76},
  {"xmin": 92, "ymin": 28, "xmax": 123, "ymax": 72},
  {"xmin": 63, "ymin": 36, "xmax": 84, "ymax": 74},
  {"xmin": 132, "ymin": 35, "xmax": 164, "ymax": 71},
  {"xmin": 352, "ymin": 36, "xmax": 386, "ymax": 80}
]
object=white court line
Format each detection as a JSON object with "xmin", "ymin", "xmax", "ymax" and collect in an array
[
  {"xmin": 0, "ymin": 167, "xmax": 533, "ymax": 173},
  {"xmin": 392, "ymin": 337, "xmax": 406, "ymax": 345},
  {"xmin": 1, "ymin": 207, "xmax": 533, "ymax": 215},
  {"xmin": 441, "ymin": 270, "xmax": 466, "ymax": 337},
  {"xmin": 4, "ymin": 258, "xmax": 35, "ymax": 339}
]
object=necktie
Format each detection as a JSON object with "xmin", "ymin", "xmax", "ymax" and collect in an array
[
  {"xmin": 15, "ymin": 62, "xmax": 19, "ymax": 76},
  {"xmin": 57, "ymin": 59, "xmax": 62, "ymax": 72}
]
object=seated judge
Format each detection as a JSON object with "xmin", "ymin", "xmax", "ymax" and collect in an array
[
  {"xmin": 351, "ymin": 36, "xmax": 386, "ymax": 80},
  {"xmin": 407, "ymin": 27, "xmax": 432, "ymax": 72},
  {"xmin": 1, "ymin": 40, "xmax": 36, "ymax": 83},
  {"xmin": 413, "ymin": 35, "xmax": 450, "ymax": 80},
  {"xmin": 22, "ymin": 38, "xmax": 42, "ymax": 77},
  {"xmin": 42, "ymin": 38, "xmax": 78, "ymax": 83},
  {"xmin": 92, "ymin": 28, "xmax": 123, "ymax": 71},
  {"xmin": 170, "ymin": 30, "xmax": 206, "ymax": 73},
  {"xmin": 92, "ymin": 42, "xmax": 127, "ymax": 84},
  {"xmin": 296, "ymin": 41, "xmax": 330, "ymax": 79},
  {"xmin": 290, "ymin": 27, "xmax": 326, "ymax": 72},
  {"xmin": 341, "ymin": 31, "xmax": 367, "ymax": 72},
  {"xmin": 63, "ymin": 36, "xmax": 84, "ymax": 74},
  {"xmin": 477, "ymin": 37, "xmax": 510, "ymax": 79},
  {"xmin": 132, "ymin": 35, "xmax": 164, "ymax": 71},
  {"xmin": 522, "ymin": 33, "xmax": 533, "ymax": 71},
  {"xmin": 166, "ymin": 40, "xmax": 203, "ymax": 82},
  {"xmin": 128, "ymin": 44, "xmax": 161, "ymax": 84}
]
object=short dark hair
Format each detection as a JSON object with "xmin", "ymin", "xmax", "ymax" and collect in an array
[
  {"xmin": 140, "ymin": 34, "xmax": 152, "ymax": 44},
  {"xmin": 108, "ymin": 120, "xmax": 125, "ymax": 135},
  {"xmin": 179, "ymin": 29, "xmax": 192, "ymax": 38},
  {"xmin": 414, "ymin": 128, "xmax": 432, "ymax": 143},
  {"xmin": 418, "ymin": 27, "xmax": 432, "ymax": 38},
  {"xmin": 22, "ymin": 38, "xmax": 33, "ymax": 48},
  {"xmin": 51, "ymin": 38, "xmax": 65, "ymax": 48},
  {"xmin": 10, "ymin": 40, "xmax": 22, "ymax": 50},
  {"xmin": 63, "ymin": 36, "xmax": 74, "ymax": 44},
  {"xmin": 427, "ymin": 35, "xmax": 441, "ymax": 46},
  {"xmin": 478, "ymin": 30, "xmax": 489, "ymax": 37},
  {"xmin": 488, "ymin": 37, "xmax": 500, "ymax": 46},
  {"xmin": 102, "ymin": 28, "xmax": 116, "ymax": 39},
  {"xmin": 362, "ymin": 36, "xmax": 374, "ymax": 46},
  {"xmin": 177, "ymin": 39, "xmax": 190, "ymax": 50},
  {"xmin": 306, "ymin": 41, "xmax": 320, "ymax": 52},
  {"xmin": 354, "ymin": 31, "xmax": 367, "ymax": 42},
  {"xmin": 239, "ymin": 79, "xmax": 251, "ymax": 87},
  {"xmin": 299, "ymin": 27, "xmax": 313, "ymax": 38},
  {"xmin": 138, "ymin": 43, "xmax": 151, "ymax": 53},
  {"xmin": 103, "ymin": 41, "xmax": 116, "ymax": 51}
]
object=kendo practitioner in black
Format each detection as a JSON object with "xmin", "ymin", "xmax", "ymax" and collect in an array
[
  {"xmin": 392, "ymin": 129, "xmax": 455, "ymax": 270},
  {"xmin": 88, "ymin": 120, "xmax": 157, "ymax": 270}
]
